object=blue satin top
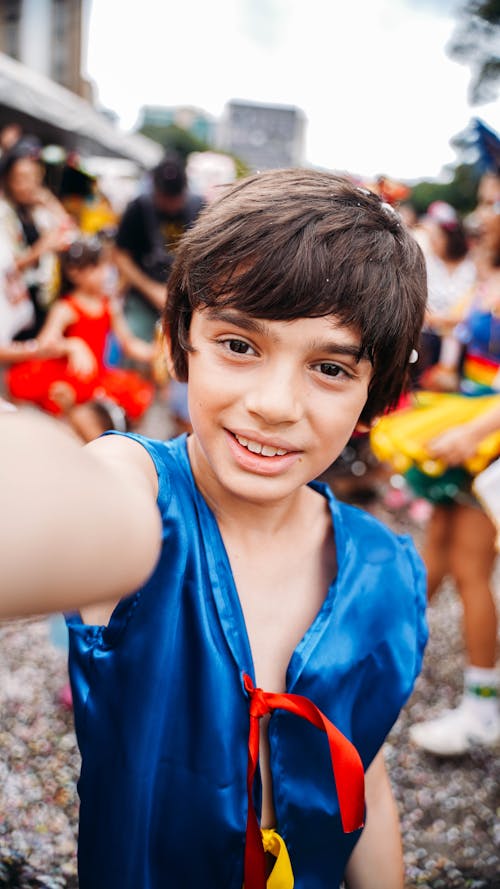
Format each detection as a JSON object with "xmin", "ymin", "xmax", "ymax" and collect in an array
[{"xmin": 66, "ymin": 433, "xmax": 427, "ymax": 889}]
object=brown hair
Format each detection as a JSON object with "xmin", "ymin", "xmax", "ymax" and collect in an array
[
  {"xmin": 441, "ymin": 222, "xmax": 469, "ymax": 261},
  {"xmin": 59, "ymin": 237, "xmax": 102, "ymax": 293},
  {"xmin": 165, "ymin": 168, "xmax": 427, "ymax": 423}
]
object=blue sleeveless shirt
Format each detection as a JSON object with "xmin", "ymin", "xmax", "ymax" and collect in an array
[{"xmin": 66, "ymin": 433, "xmax": 427, "ymax": 889}]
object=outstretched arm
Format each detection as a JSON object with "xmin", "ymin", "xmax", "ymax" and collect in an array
[
  {"xmin": 344, "ymin": 750, "xmax": 404, "ymax": 889},
  {"xmin": 427, "ymin": 398, "xmax": 500, "ymax": 466},
  {"xmin": 0, "ymin": 411, "xmax": 162, "ymax": 619},
  {"xmin": 13, "ymin": 224, "xmax": 73, "ymax": 274},
  {"xmin": 0, "ymin": 299, "xmax": 75, "ymax": 365},
  {"xmin": 16, "ymin": 299, "xmax": 98, "ymax": 379},
  {"xmin": 113, "ymin": 246, "xmax": 167, "ymax": 311}
]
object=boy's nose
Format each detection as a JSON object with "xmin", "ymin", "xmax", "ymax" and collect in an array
[{"xmin": 244, "ymin": 365, "xmax": 304, "ymax": 425}]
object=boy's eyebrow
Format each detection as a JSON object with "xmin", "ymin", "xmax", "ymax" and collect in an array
[
  {"xmin": 204, "ymin": 307, "xmax": 368, "ymax": 362},
  {"xmin": 204, "ymin": 307, "xmax": 270, "ymax": 336},
  {"xmin": 306, "ymin": 339, "xmax": 368, "ymax": 363}
]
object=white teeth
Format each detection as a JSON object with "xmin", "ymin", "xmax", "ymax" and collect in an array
[
  {"xmin": 234, "ymin": 434, "xmax": 288, "ymax": 457},
  {"xmin": 262, "ymin": 445, "xmax": 287, "ymax": 457}
]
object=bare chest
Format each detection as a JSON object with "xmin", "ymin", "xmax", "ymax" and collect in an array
[
  {"xmin": 237, "ymin": 561, "xmax": 327, "ymax": 692},
  {"xmin": 224, "ymin": 533, "xmax": 336, "ymax": 829}
]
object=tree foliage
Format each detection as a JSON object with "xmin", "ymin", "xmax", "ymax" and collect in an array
[
  {"xmin": 447, "ymin": 0, "xmax": 500, "ymax": 103},
  {"xmin": 137, "ymin": 123, "xmax": 250, "ymax": 179},
  {"xmin": 137, "ymin": 123, "xmax": 210, "ymax": 160},
  {"xmin": 410, "ymin": 163, "xmax": 480, "ymax": 216}
]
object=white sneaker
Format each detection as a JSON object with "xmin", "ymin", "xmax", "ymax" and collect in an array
[{"xmin": 409, "ymin": 701, "xmax": 500, "ymax": 755}]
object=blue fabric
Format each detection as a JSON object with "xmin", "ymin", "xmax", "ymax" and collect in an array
[
  {"xmin": 461, "ymin": 307, "xmax": 500, "ymax": 364},
  {"xmin": 66, "ymin": 433, "xmax": 427, "ymax": 889}
]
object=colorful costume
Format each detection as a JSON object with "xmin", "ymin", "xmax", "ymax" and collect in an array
[
  {"xmin": 7, "ymin": 295, "xmax": 154, "ymax": 420},
  {"xmin": 371, "ymin": 299, "xmax": 500, "ymax": 504},
  {"xmin": 459, "ymin": 303, "xmax": 500, "ymax": 395},
  {"xmin": 66, "ymin": 434, "xmax": 427, "ymax": 889}
]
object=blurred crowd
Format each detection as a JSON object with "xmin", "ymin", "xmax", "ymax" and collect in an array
[
  {"xmin": 0, "ymin": 122, "xmax": 499, "ymax": 761},
  {"xmin": 334, "ymin": 165, "xmax": 500, "ymax": 758},
  {"xmin": 0, "ymin": 124, "xmax": 210, "ymax": 440}
]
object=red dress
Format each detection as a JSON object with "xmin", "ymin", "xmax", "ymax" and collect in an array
[{"xmin": 7, "ymin": 295, "xmax": 154, "ymax": 420}]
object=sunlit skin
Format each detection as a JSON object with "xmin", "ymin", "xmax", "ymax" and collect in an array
[{"xmin": 182, "ymin": 307, "xmax": 373, "ymax": 523}]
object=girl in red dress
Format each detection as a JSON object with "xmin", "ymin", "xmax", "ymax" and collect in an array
[{"xmin": 7, "ymin": 238, "xmax": 156, "ymax": 427}]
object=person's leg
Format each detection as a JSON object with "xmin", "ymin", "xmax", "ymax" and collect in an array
[
  {"xmin": 421, "ymin": 505, "xmax": 451, "ymax": 600},
  {"xmin": 410, "ymin": 503, "xmax": 499, "ymax": 755},
  {"xmin": 449, "ymin": 503, "xmax": 497, "ymax": 667}
]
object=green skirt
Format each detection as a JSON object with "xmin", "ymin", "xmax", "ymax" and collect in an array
[{"xmin": 404, "ymin": 466, "xmax": 474, "ymax": 506}]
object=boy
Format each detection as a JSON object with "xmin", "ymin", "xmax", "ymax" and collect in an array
[{"xmin": 0, "ymin": 170, "xmax": 428, "ymax": 889}]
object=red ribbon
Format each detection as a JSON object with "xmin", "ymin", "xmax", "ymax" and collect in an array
[{"xmin": 243, "ymin": 672, "xmax": 365, "ymax": 889}]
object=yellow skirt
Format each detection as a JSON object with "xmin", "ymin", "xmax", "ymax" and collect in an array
[{"xmin": 370, "ymin": 391, "xmax": 500, "ymax": 477}]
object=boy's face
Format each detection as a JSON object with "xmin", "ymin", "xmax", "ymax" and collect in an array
[{"xmin": 184, "ymin": 307, "xmax": 373, "ymax": 507}]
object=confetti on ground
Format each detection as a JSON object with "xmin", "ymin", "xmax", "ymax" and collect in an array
[{"xmin": 0, "ymin": 497, "xmax": 498, "ymax": 888}]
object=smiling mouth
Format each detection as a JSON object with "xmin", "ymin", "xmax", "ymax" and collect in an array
[{"xmin": 233, "ymin": 433, "xmax": 289, "ymax": 457}]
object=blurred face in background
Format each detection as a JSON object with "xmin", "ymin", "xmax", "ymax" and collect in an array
[
  {"xmin": 476, "ymin": 173, "xmax": 500, "ymax": 258},
  {"xmin": 0, "ymin": 123, "xmax": 22, "ymax": 152},
  {"xmin": 66, "ymin": 260, "xmax": 109, "ymax": 297},
  {"xmin": 153, "ymin": 189, "xmax": 186, "ymax": 216},
  {"xmin": 426, "ymin": 221, "xmax": 448, "ymax": 260},
  {"xmin": 5, "ymin": 157, "xmax": 43, "ymax": 207}
]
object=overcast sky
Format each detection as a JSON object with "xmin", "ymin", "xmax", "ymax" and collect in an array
[{"xmin": 84, "ymin": 0, "xmax": 500, "ymax": 182}]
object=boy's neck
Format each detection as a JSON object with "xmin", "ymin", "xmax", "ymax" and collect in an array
[{"xmin": 187, "ymin": 433, "xmax": 320, "ymax": 539}]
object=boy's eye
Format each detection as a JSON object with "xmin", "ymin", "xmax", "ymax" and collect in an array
[
  {"xmin": 222, "ymin": 338, "xmax": 255, "ymax": 355},
  {"xmin": 314, "ymin": 362, "xmax": 346, "ymax": 378}
]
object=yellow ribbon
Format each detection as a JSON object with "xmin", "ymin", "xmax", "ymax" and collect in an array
[{"xmin": 261, "ymin": 829, "xmax": 294, "ymax": 888}]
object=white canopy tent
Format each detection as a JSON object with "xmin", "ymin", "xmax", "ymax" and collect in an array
[{"xmin": 0, "ymin": 51, "xmax": 162, "ymax": 170}]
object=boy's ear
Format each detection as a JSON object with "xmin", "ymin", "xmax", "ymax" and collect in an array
[{"xmin": 158, "ymin": 323, "xmax": 178, "ymax": 380}]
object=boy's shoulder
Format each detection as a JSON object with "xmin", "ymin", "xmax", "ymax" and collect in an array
[
  {"xmin": 320, "ymin": 482, "xmax": 425, "ymax": 597},
  {"xmin": 318, "ymin": 479, "xmax": 416, "ymax": 554},
  {"xmin": 327, "ymin": 489, "xmax": 428, "ymax": 653},
  {"xmin": 101, "ymin": 430, "xmax": 187, "ymax": 493},
  {"xmin": 107, "ymin": 432, "xmax": 198, "ymax": 530}
]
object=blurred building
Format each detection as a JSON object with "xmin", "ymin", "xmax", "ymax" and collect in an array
[
  {"xmin": 0, "ymin": 0, "xmax": 161, "ymax": 168},
  {"xmin": 220, "ymin": 99, "xmax": 306, "ymax": 171},
  {"xmin": 0, "ymin": 0, "xmax": 91, "ymax": 98}
]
